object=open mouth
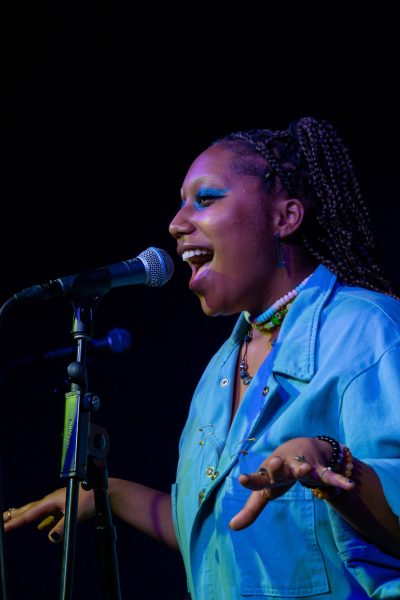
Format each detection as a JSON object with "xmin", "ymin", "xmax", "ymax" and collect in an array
[{"xmin": 182, "ymin": 248, "xmax": 214, "ymax": 282}]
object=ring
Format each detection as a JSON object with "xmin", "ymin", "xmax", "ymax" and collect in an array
[
  {"xmin": 294, "ymin": 455, "xmax": 305, "ymax": 463},
  {"xmin": 258, "ymin": 467, "xmax": 268, "ymax": 476},
  {"xmin": 6, "ymin": 507, "xmax": 15, "ymax": 520},
  {"xmin": 319, "ymin": 466, "xmax": 332, "ymax": 483}
]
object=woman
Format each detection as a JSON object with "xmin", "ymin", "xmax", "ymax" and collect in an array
[{"xmin": 4, "ymin": 117, "xmax": 400, "ymax": 599}]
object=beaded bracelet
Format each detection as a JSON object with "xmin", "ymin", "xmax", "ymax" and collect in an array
[
  {"xmin": 341, "ymin": 446, "xmax": 354, "ymax": 478},
  {"xmin": 315, "ymin": 435, "xmax": 343, "ymax": 473}
]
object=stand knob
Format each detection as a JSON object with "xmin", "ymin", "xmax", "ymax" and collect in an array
[{"xmin": 83, "ymin": 393, "xmax": 101, "ymax": 412}]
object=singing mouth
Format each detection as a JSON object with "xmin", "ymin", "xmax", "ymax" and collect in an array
[
  {"xmin": 181, "ymin": 248, "xmax": 213, "ymax": 263},
  {"xmin": 181, "ymin": 248, "xmax": 214, "ymax": 282}
]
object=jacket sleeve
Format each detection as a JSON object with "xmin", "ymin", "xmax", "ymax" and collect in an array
[
  {"xmin": 340, "ymin": 344, "xmax": 400, "ymax": 517},
  {"xmin": 328, "ymin": 344, "xmax": 400, "ymax": 598}
]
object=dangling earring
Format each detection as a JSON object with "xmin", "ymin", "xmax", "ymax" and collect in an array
[{"xmin": 274, "ymin": 233, "xmax": 286, "ymax": 268}]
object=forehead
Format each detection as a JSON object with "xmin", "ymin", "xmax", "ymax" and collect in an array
[{"xmin": 181, "ymin": 146, "xmax": 239, "ymax": 190}]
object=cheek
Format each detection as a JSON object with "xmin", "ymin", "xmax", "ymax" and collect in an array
[
  {"xmin": 247, "ymin": 207, "xmax": 274, "ymax": 253},
  {"xmin": 225, "ymin": 213, "xmax": 272, "ymax": 260}
]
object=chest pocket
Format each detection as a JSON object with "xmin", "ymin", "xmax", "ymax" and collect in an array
[{"xmin": 222, "ymin": 477, "xmax": 329, "ymax": 597}]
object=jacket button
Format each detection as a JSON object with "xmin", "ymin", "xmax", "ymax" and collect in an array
[
  {"xmin": 211, "ymin": 471, "xmax": 219, "ymax": 480},
  {"xmin": 205, "ymin": 466, "xmax": 215, "ymax": 477},
  {"xmin": 262, "ymin": 385, "xmax": 270, "ymax": 396},
  {"xmin": 220, "ymin": 378, "xmax": 229, "ymax": 387}
]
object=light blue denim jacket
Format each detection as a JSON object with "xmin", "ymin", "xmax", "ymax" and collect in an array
[{"xmin": 172, "ymin": 265, "xmax": 400, "ymax": 599}]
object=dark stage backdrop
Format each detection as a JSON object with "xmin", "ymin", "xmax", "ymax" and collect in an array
[{"xmin": 1, "ymin": 6, "xmax": 399, "ymax": 599}]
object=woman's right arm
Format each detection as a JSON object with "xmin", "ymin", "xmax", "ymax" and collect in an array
[
  {"xmin": 109, "ymin": 478, "xmax": 178, "ymax": 550},
  {"xmin": 3, "ymin": 478, "xmax": 179, "ymax": 551}
]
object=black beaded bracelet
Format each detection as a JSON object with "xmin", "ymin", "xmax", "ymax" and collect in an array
[{"xmin": 315, "ymin": 435, "xmax": 343, "ymax": 473}]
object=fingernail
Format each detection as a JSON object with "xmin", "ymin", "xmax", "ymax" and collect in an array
[{"xmin": 50, "ymin": 531, "xmax": 61, "ymax": 542}]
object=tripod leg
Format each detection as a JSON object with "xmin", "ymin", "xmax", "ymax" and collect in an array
[
  {"xmin": 84, "ymin": 424, "xmax": 121, "ymax": 600},
  {"xmin": 93, "ymin": 479, "xmax": 121, "ymax": 600}
]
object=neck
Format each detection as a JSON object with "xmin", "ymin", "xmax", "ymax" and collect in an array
[{"xmin": 250, "ymin": 261, "xmax": 314, "ymax": 317}]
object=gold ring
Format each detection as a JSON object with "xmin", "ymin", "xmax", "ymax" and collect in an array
[{"xmin": 7, "ymin": 507, "xmax": 16, "ymax": 520}]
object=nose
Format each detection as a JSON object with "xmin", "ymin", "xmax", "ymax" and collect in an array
[{"xmin": 169, "ymin": 203, "xmax": 195, "ymax": 239}]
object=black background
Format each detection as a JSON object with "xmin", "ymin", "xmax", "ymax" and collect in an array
[{"xmin": 0, "ymin": 5, "xmax": 399, "ymax": 599}]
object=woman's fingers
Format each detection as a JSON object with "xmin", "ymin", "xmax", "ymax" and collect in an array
[
  {"xmin": 229, "ymin": 488, "xmax": 271, "ymax": 530},
  {"xmin": 238, "ymin": 456, "xmax": 288, "ymax": 491},
  {"xmin": 36, "ymin": 508, "xmax": 65, "ymax": 544},
  {"xmin": 230, "ymin": 457, "xmax": 291, "ymax": 530},
  {"xmin": 319, "ymin": 466, "xmax": 355, "ymax": 490},
  {"xmin": 231, "ymin": 451, "xmax": 356, "ymax": 531},
  {"xmin": 3, "ymin": 501, "xmax": 65, "ymax": 543},
  {"xmin": 3, "ymin": 490, "xmax": 67, "ymax": 535},
  {"xmin": 290, "ymin": 461, "xmax": 313, "ymax": 480},
  {"xmin": 239, "ymin": 456, "xmax": 311, "ymax": 491},
  {"xmin": 47, "ymin": 513, "xmax": 65, "ymax": 544},
  {"xmin": 3, "ymin": 502, "xmax": 42, "ymax": 531}
]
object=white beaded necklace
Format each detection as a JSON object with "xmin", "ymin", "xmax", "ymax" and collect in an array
[
  {"xmin": 240, "ymin": 276, "xmax": 310, "ymax": 385},
  {"xmin": 244, "ymin": 275, "xmax": 310, "ymax": 332}
]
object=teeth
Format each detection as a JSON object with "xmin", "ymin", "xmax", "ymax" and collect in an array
[{"xmin": 182, "ymin": 249, "xmax": 212, "ymax": 262}]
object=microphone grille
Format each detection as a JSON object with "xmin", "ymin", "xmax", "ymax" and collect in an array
[{"xmin": 138, "ymin": 247, "xmax": 175, "ymax": 287}]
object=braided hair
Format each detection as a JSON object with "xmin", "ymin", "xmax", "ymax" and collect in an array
[{"xmin": 211, "ymin": 117, "xmax": 397, "ymax": 297}]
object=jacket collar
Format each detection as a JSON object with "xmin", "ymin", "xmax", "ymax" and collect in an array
[{"xmin": 231, "ymin": 264, "xmax": 338, "ymax": 382}]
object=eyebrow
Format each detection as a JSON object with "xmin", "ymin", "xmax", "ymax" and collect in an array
[
  {"xmin": 181, "ymin": 176, "xmax": 226, "ymax": 197},
  {"xmin": 196, "ymin": 187, "xmax": 229, "ymax": 195}
]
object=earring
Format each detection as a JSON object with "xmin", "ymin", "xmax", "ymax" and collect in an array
[{"xmin": 274, "ymin": 233, "xmax": 286, "ymax": 268}]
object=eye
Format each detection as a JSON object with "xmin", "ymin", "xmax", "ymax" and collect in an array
[
  {"xmin": 195, "ymin": 194, "xmax": 218, "ymax": 208},
  {"xmin": 195, "ymin": 188, "xmax": 228, "ymax": 208}
]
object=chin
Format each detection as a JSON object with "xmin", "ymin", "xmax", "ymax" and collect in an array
[{"xmin": 197, "ymin": 294, "xmax": 238, "ymax": 318}]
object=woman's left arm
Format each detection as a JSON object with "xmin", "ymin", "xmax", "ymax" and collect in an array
[
  {"xmin": 229, "ymin": 437, "xmax": 400, "ymax": 556},
  {"xmin": 327, "ymin": 456, "xmax": 400, "ymax": 555}
]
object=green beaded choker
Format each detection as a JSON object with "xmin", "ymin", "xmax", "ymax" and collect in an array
[
  {"xmin": 244, "ymin": 276, "xmax": 310, "ymax": 334},
  {"xmin": 239, "ymin": 277, "xmax": 310, "ymax": 386}
]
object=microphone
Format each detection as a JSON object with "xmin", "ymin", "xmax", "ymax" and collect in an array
[
  {"xmin": 13, "ymin": 247, "xmax": 174, "ymax": 302},
  {"xmin": 0, "ymin": 328, "xmax": 133, "ymax": 383},
  {"xmin": 43, "ymin": 328, "xmax": 133, "ymax": 360}
]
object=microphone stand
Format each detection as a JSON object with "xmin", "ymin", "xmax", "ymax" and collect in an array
[
  {"xmin": 0, "ymin": 453, "xmax": 10, "ymax": 600},
  {"xmin": 59, "ymin": 302, "xmax": 121, "ymax": 600},
  {"xmin": 0, "ymin": 297, "xmax": 18, "ymax": 600}
]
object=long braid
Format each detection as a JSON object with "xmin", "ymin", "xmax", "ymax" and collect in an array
[{"xmin": 212, "ymin": 117, "xmax": 397, "ymax": 297}]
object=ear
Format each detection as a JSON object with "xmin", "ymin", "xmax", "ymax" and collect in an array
[{"xmin": 271, "ymin": 197, "xmax": 305, "ymax": 239}]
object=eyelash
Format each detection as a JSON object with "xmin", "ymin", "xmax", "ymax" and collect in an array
[
  {"xmin": 179, "ymin": 191, "xmax": 226, "ymax": 210},
  {"xmin": 195, "ymin": 194, "xmax": 218, "ymax": 207}
]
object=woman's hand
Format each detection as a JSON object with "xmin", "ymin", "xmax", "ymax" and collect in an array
[
  {"xmin": 2, "ymin": 479, "xmax": 179, "ymax": 550},
  {"xmin": 3, "ymin": 486, "xmax": 95, "ymax": 543},
  {"xmin": 229, "ymin": 437, "xmax": 355, "ymax": 530}
]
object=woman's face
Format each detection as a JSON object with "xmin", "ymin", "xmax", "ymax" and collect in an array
[{"xmin": 169, "ymin": 145, "xmax": 277, "ymax": 316}]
